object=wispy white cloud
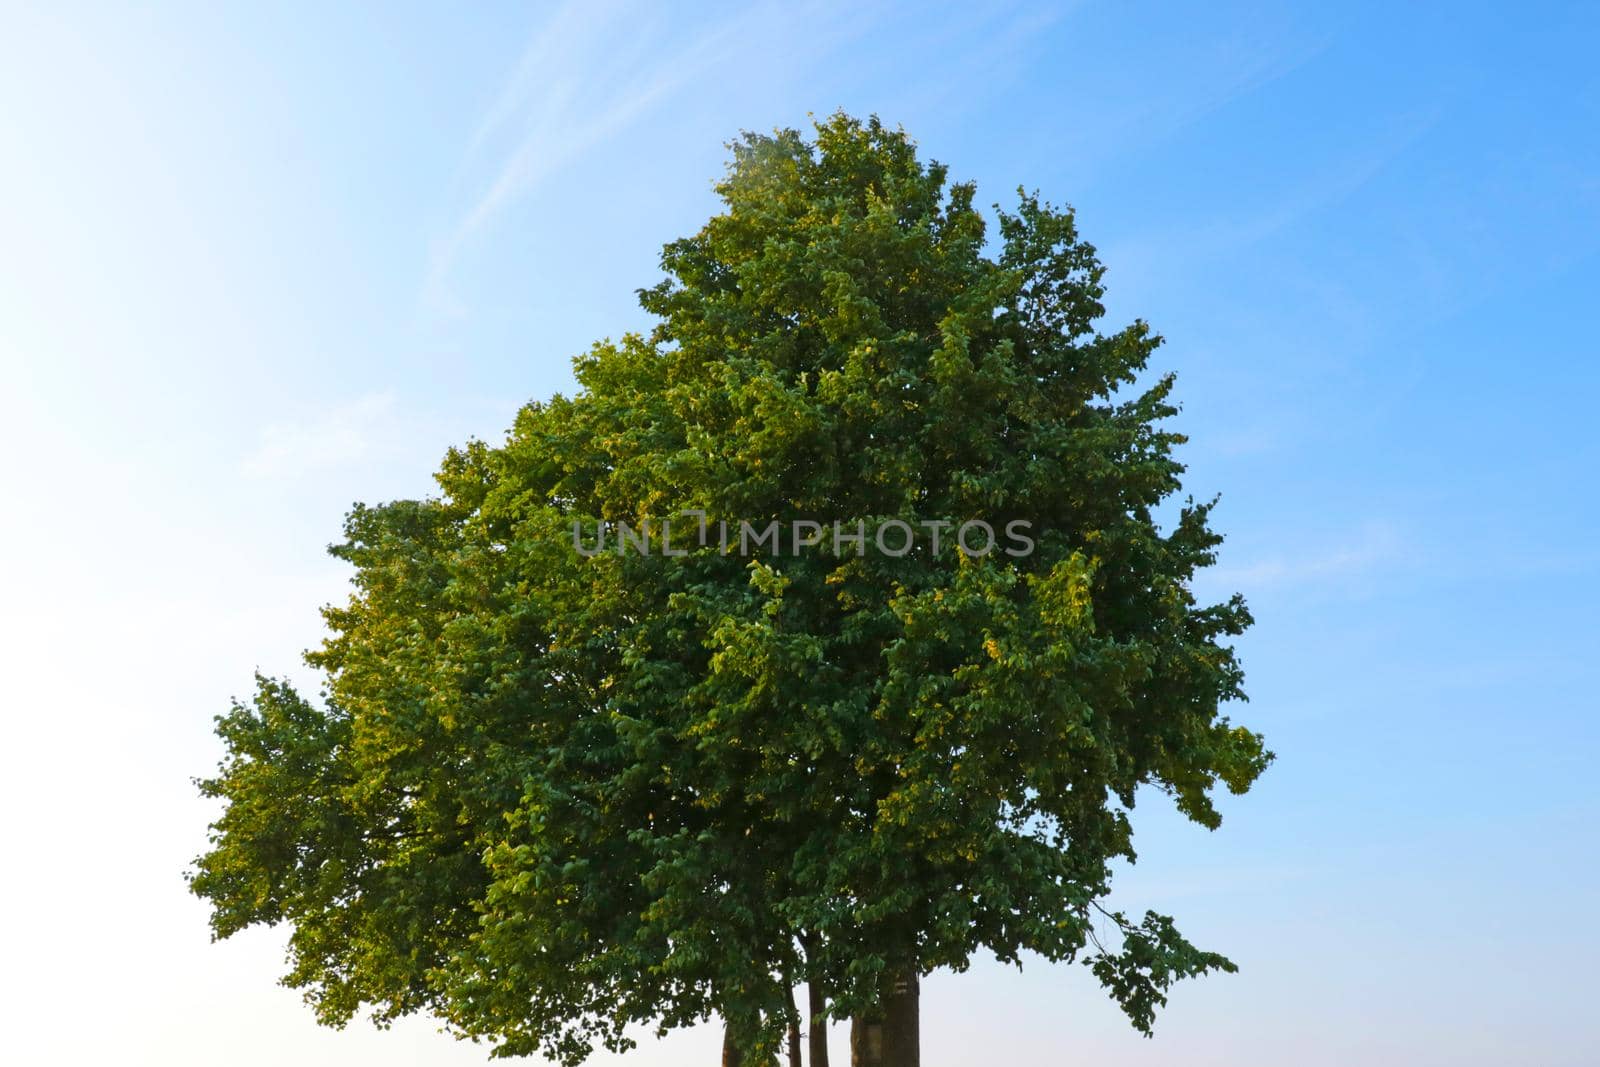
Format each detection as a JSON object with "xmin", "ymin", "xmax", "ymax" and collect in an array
[
  {"xmin": 422, "ymin": 0, "xmax": 798, "ymax": 317},
  {"xmin": 461, "ymin": 0, "xmax": 626, "ymax": 161},
  {"xmin": 1105, "ymin": 106, "xmax": 1439, "ymax": 308},
  {"xmin": 241, "ymin": 391, "xmax": 398, "ymax": 480},
  {"xmin": 1203, "ymin": 518, "xmax": 1402, "ymax": 593}
]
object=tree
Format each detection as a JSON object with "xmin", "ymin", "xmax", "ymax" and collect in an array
[{"xmin": 191, "ymin": 113, "xmax": 1270, "ymax": 1066}]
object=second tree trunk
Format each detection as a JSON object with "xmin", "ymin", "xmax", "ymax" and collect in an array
[
  {"xmin": 809, "ymin": 979, "xmax": 830, "ymax": 1067},
  {"xmin": 849, "ymin": 969, "xmax": 918, "ymax": 1067}
]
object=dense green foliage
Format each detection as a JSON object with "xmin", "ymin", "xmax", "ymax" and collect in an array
[{"xmin": 191, "ymin": 113, "xmax": 1270, "ymax": 1063}]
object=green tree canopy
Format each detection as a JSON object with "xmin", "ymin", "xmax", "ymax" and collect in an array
[{"xmin": 191, "ymin": 113, "xmax": 1270, "ymax": 1065}]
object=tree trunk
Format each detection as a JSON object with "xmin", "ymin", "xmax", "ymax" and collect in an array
[
  {"xmin": 723, "ymin": 1022, "xmax": 744, "ymax": 1067},
  {"xmin": 783, "ymin": 982, "xmax": 804, "ymax": 1067},
  {"xmin": 849, "ymin": 968, "xmax": 918, "ymax": 1067},
  {"xmin": 809, "ymin": 979, "xmax": 830, "ymax": 1067}
]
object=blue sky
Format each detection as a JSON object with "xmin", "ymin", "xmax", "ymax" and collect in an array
[{"xmin": 2, "ymin": 2, "xmax": 1596, "ymax": 1064}]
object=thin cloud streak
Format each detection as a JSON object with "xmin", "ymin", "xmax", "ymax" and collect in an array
[
  {"xmin": 423, "ymin": 1, "xmax": 804, "ymax": 318},
  {"xmin": 1203, "ymin": 518, "xmax": 1402, "ymax": 592},
  {"xmin": 241, "ymin": 391, "xmax": 398, "ymax": 480}
]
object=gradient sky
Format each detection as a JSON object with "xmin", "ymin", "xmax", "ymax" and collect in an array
[{"xmin": 3, "ymin": 2, "xmax": 1597, "ymax": 1064}]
